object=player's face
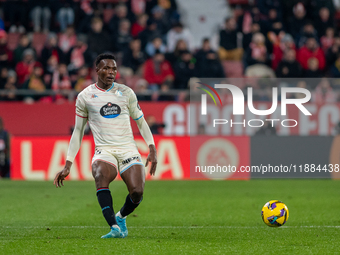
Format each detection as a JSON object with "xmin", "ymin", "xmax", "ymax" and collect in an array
[{"xmin": 97, "ymin": 59, "xmax": 118, "ymax": 86}]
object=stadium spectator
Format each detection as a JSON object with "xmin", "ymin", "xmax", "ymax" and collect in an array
[
  {"xmin": 158, "ymin": 0, "xmax": 179, "ymax": 21},
  {"xmin": 312, "ymin": 78, "xmax": 337, "ymax": 104},
  {"xmin": 255, "ymin": 121, "xmax": 277, "ymax": 135},
  {"xmin": 320, "ymin": 27, "xmax": 335, "ymax": 52},
  {"xmin": 330, "ymin": 53, "xmax": 340, "ymax": 77},
  {"xmin": 310, "ymin": 0, "xmax": 335, "ymax": 20},
  {"xmin": 113, "ymin": 19, "xmax": 133, "ymax": 53},
  {"xmin": 73, "ymin": 66, "xmax": 92, "ymax": 92},
  {"xmin": 173, "ymin": 50, "xmax": 196, "ymax": 89},
  {"xmin": 0, "ymin": 70, "xmax": 17, "ymax": 101},
  {"xmin": 196, "ymin": 51, "xmax": 225, "ymax": 78},
  {"xmin": 297, "ymin": 22, "xmax": 319, "ymax": 48},
  {"xmin": 0, "ymin": 30, "xmax": 13, "ymax": 68},
  {"xmin": 315, "ymin": 7, "xmax": 334, "ymax": 37},
  {"xmin": 151, "ymin": 5, "xmax": 171, "ymax": 36},
  {"xmin": 88, "ymin": 17, "xmax": 112, "ymax": 56},
  {"xmin": 326, "ymin": 36, "xmax": 340, "ymax": 67},
  {"xmin": 51, "ymin": 63, "xmax": 72, "ymax": 91},
  {"xmin": 44, "ymin": 55, "xmax": 59, "ymax": 85},
  {"xmin": 143, "ymin": 50, "xmax": 174, "ymax": 89},
  {"xmin": 304, "ymin": 57, "xmax": 323, "ymax": 78},
  {"xmin": 219, "ymin": 17, "xmax": 243, "ymax": 61},
  {"xmin": 292, "ymin": 80, "xmax": 309, "ymax": 99},
  {"xmin": 276, "ymin": 49, "xmax": 303, "ymax": 78},
  {"xmin": 166, "ymin": 22, "xmax": 194, "ymax": 52},
  {"xmin": 77, "ymin": 0, "xmax": 97, "ymax": 33},
  {"xmin": 260, "ymin": 8, "xmax": 284, "ymax": 35},
  {"xmin": 242, "ymin": 23, "xmax": 261, "ymax": 51},
  {"xmin": 245, "ymin": 33, "xmax": 270, "ymax": 68},
  {"xmin": 237, "ymin": 7, "xmax": 261, "ymax": 35},
  {"xmin": 145, "ymin": 36, "xmax": 166, "ymax": 57},
  {"xmin": 109, "ymin": 4, "xmax": 131, "ymax": 34},
  {"xmin": 13, "ymin": 34, "xmax": 34, "ymax": 65},
  {"xmin": 0, "ymin": 117, "xmax": 10, "ymax": 178},
  {"xmin": 41, "ymin": 33, "xmax": 64, "ymax": 70},
  {"xmin": 0, "ymin": 17, "xmax": 4, "ymax": 31},
  {"xmin": 131, "ymin": 14, "xmax": 148, "ymax": 38},
  {"xmin": 4, "ymin": 0, "xmax": 27, "ymax": 33},
  {"xmin": 66, "ymin": 35, "xmax": 93, "ymax": 74},
  {"xmin": 54, "ymin": 0, "xmax": 75, "ymax": 32},
  {"xmin": 195, "ymin": 38, "xmax": 212, "ymax": 63},
  {"xmin": 146, "ymin": 115, "xmax": 165, "ymax": 134},
  {"xmin": 288, "ymin": 3, "xmax": 307, "ymax": 40},
  {"xmin": 135, "ymin": 79, "xmax": 152, "ymax": 101},
  {"xmin": 165, "ymin": 39, "xmax": 188, "ymax": 66},
  {"xmin": 297, "ymin": 37, "xmax": 326, "ymax": 70},
  {"xmin": 122, "ymin": 39, "xmax": 146, "ymax": 73},
  {"xmin": 0, "ymin": 67, "xmax": 8, "ymax": 89},
  {"xmin": 157, "ymin": 81, "xmax": 175, "ymax": 101},
  {"xmin": 258, "ymin": 0, "xmax": 282, "ymax": 18},
  {"xmin": 138, "ymin": 19, "xmax": 160, "ymax": 51},
  {"xmin": 29, "ymin": 0, "xmax": 52, "ymax": 33},
  {"xmin": 271, "ymin": 33, "xmax": 296, "ymax": 71},
  {"xmin": 15, "ymin": 49, "xmax": 40, "ymax": 87},
  {"xmin": 22, "ymin": 63, "xmax": 46, "ymax": 93},
  {"xmin": 58, "ymin": 26, "xmax": 77, "ymax": 54}
]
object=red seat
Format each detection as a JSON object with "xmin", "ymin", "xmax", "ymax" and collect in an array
[
  {"xmin": 222, "ymin": 61, "xmax": 244, "ymax": 78},
  {"xmin": 7, "ymin": 33, "xmax": 21, "ymax": 51},
  {"xmin": 32, "ymin": 33, "xmax": 47, "ymax": 58}
]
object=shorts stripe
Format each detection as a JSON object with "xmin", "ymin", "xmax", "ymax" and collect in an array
[
  {"xmin": 120, "ymin": 162, "xmax": 144, "ymax": 174},
  {"xmin": 92, "ymin": 159, "xmax": 117, "ymax": 170}
]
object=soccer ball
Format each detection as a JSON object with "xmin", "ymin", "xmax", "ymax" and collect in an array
[{"xmin": 261, "ymin": 200, "xmax": 289, "ymax": 227}]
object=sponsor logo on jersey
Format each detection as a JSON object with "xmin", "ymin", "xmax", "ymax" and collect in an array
[
  {"xmin": 122, "ymin": 156, "xmax": 141, "ymax": 165},
  {"xmin": 100, "ymin": 102, "xmax": 121, "ymax": 118}
]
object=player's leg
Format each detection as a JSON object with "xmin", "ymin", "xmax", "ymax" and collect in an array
[
  {"xmin": 116, "ymin": 164, "xmax": 145, "ymax": 237},
  {"xmin": 92, "ymin": 160, "xmax": 122, "ymax": 238}
]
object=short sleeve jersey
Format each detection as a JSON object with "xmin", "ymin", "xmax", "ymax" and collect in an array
[{"xmin": 76, "ymin": 82, "xmax": 143, "ymax": 150}]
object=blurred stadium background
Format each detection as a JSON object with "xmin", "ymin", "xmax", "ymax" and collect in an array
[
  {"xmin": 1, "ymin": 0, "xmax": 340, "ymax": 179},
  {"xmin": 2, "ymin": 0, "xmax": 340, "ymax": 254}
]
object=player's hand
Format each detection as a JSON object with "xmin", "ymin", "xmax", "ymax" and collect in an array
[
  {"xmin": 53, "ymin": 162, "xmax": 72, "ymax": 188},
  {"xmin": 145, "ymin": 145, "xmax": 157, "ymax": 176}
]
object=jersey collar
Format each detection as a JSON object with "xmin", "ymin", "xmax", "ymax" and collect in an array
[{"xmin": 95, "ymin": 82, "xmax": 115, "ymax": 92}]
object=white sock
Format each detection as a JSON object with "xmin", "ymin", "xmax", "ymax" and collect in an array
[
  {"xmin": 112, "ymin": 224, "xmax": 120, "ymax": 230},
  {"xmin": 116, "ymin": 211, "xmax": 127, "ymax": 219}
]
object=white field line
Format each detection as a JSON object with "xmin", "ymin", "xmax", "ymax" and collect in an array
[{"xmin": 0, "ymin": 226, "xmax": 340, "ymax": 229}]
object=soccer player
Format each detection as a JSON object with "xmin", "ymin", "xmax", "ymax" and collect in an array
[{"xmin": 53, "ymin": 53, "xmax": 157, "ymax": 238}]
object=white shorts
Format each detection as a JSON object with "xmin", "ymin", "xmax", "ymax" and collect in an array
[{"xmin": 92, "ymin": 147, "xmax": 144, "ymax": 174}]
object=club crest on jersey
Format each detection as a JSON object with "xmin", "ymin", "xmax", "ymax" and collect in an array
[
  {"xmin": 91, "ymin": 94, "xmax": 98, "ymax": 99},
  {"xmin": 116, "ymin": 90, "xmax": 123, "ymax": 96},
  {"xmin": 100, "ymin": 102, "xmax": 121, "ymax": 118}
]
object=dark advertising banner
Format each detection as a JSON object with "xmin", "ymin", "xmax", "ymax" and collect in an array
[{"xmin": 250, "ymin": 136, "xmax": 334, "ymax": 178}]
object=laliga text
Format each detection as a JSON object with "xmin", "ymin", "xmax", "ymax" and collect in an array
[{"xmin": 194, "ymin": 164, "xmax": 340, "ymax": 175}]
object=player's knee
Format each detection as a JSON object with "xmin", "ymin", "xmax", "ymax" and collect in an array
[{"xmin": 130, "ymin": 187, "xmax": 143, "ymax": 203}]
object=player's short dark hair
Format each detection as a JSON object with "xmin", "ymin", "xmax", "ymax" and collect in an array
[{"xmin": 95, "ymin": 53, "xmax": 116, "ymax": 66}]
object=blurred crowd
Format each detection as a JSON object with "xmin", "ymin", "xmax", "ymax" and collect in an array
[{"xmin": 0, "ymin": 0, "xmax": 339, "ymax": 103}]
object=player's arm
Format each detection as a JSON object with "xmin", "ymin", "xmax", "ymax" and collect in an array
[
  {"xmin": 128, "ymin": 89, "xmax": 157, "ymax": 175},
  {"xmin": 135, "ymin": 116, "xmax": 157, "ymax": 175},
  {"xmin": 53, "ymin": 115, "xmax": 87, "ymax": 188}
]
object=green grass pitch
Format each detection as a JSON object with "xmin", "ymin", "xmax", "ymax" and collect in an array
[{"xmin": 1, "ymin": 180, "xmax": 340, "ymax": 254}]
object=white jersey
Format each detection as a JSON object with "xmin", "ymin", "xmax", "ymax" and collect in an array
[{"xmin": 75, "ymin": 82, "xmax": 143, "ymax": 150}]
